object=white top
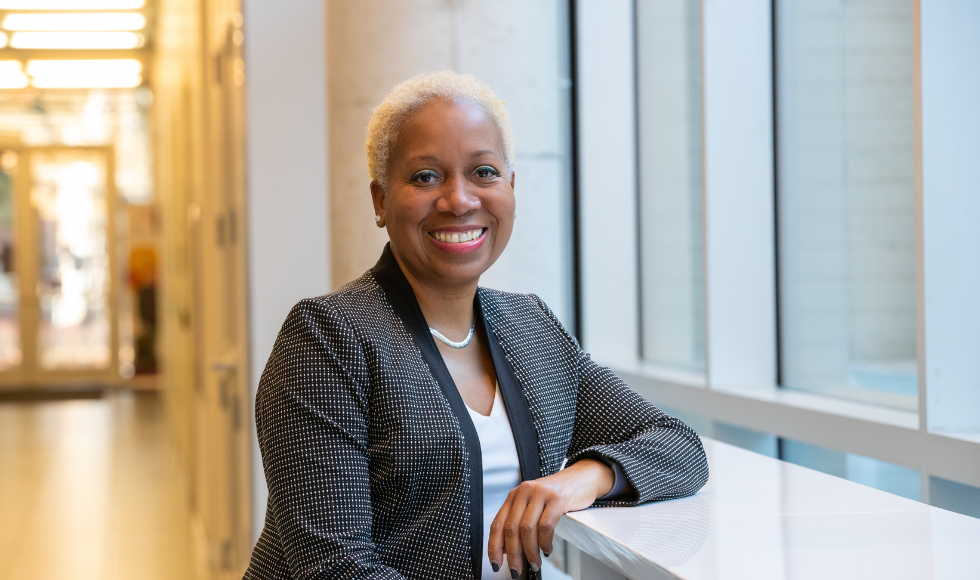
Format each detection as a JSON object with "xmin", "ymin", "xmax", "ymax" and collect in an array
[
  {"xmin": 555, "ymin": 438, "xmax": 980, "ymax": 580},
  {"xmin": 466, "ymin": 386, "xmax": 522, "ymax": 579}
]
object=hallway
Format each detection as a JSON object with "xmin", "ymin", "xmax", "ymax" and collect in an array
[{"xmin": 0, "ymin": 391, "xmax": 201, "ymax": 580}]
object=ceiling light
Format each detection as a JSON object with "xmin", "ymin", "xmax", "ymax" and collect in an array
[
  {"xmin": 2, "ymin": 13, "xmax": 147, "ymax": 31},
  {"xmin": 11, "ymin": 31, "xmax": 143, "ymax": 50},
  {"xmin": 28, "ymin": 59, "xmax": 142, "ymax": 88},
  {"xmin": 0, "ymin": 60, "xmax": 28, "ymax": 89},
  {"xmin": 0, "ymin": 0, "xmax": 144, "ymax": 8},
  {"xmin": 0, "ymin": 31, "xmax": 7, "ymax": 49}
]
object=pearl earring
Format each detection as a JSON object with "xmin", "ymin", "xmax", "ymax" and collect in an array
[{"xmin": 375, "ymin": 215, "xmax": 382, "ymax": 224}]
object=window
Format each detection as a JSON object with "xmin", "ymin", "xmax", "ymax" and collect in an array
[
  {"xmin": 575, "ymin": 0, "xmax": 980, "ymax": 517},
  {"xmin": 775, "ymin": 0, "xmax": 916, "ymax": 409},
  {"xmin": 635, "ymin": 0, "xmax": 705, "ymax": 372}
]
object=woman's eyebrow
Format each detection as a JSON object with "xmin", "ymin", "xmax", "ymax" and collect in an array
[
  {"xmin": 407, "ymin": 154, "xmax": 440, "ymax": 163},
  {"xmin": 470, "ymin": 149, "xmax": 498, "ymax": 158}
]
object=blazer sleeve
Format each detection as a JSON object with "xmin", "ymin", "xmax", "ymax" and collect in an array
[
  {"xmin": 530, "ymin": 295, "xmax": 709, "ymax": 505},
  {"xmin": 255, "ymin": 298, "xmax": 406, "ymax": 580}
]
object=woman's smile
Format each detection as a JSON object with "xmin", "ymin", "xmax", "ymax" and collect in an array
[{"xmin": 428, "ymin": 226, "xmax": 488, "ymax": 253}]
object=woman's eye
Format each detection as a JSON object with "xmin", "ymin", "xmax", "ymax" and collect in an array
[
  {"xmin": 411, "ymin": 170, "xmax": 438, "ymax": 184},
  {"xmin": 474, "ymin": 166, "xmax": 499, "ymax": 179}
]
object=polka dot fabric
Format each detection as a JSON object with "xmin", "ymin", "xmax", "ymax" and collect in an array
[{"xmin": 244, "ymin": 260, "xmax": 709, "ymax": 580}]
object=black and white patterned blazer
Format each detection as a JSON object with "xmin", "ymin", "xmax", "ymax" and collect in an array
[{"xmin": 244, "ymin": 245, "xmax": 709, "ymax": 580}]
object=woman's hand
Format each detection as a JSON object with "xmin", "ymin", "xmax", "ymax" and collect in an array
[{"xmin": 488, "ymin": 458, "xmax": 615, "ymax": 578}]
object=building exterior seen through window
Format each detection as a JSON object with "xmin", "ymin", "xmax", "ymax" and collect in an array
[
  {"xmin": 775, "ymin": 0, "xmax": 917, "ymax": 410},
  {"xmin": 636, "ymin": 0, "xmax": 705, "ymax": 373}
]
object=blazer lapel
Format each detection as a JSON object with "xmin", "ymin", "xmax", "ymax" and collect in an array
[
  {"xmin": 370, "ymin": 244, "xmax": 484, "ymax": 580},
  {"xmin": 475, "ymin": 292, "xmax": 543, "ymax": 483}
]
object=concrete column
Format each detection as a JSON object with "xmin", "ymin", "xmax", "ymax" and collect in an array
[{"xmin": 327, "ymin": 0, "xmax": 575, "ymax": 326}]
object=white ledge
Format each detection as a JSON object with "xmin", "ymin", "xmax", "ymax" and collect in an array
[
  {"xmin": 556, "ymin": 438, "xmax": 980, "ymax": 580},
  {"xmin": 615, "ymin": 360, "xmax": 917, "ymax": 428},
  {"xmin": 611, "ymin": 361, "xmax": 921, "ymax": 464}
]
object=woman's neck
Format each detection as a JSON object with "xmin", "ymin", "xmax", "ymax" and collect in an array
[{"xmin": 392, "ymin": 253, "xmax": 478, "ymax": 336}]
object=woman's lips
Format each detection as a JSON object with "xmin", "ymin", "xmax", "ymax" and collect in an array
[{"xmin": 428, "ymin": 227, "xmax": 487, "ymax": 254}]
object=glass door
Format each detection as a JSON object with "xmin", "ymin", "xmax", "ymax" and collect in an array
[
  {"xmin": 0, "ymin": 148, "xmax": 22, "ymax": 373},
  {"xmin": 0, "ymin": 146, "xmax": 118, "ymax": 388}
]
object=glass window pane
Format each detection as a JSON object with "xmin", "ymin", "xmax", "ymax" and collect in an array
[
  {"xmin": 32, "ymin": 150, "xmax": 112, "ymax": 370},
  {"xmin": 775, "ymin": 0, "xmax": 916, "ymax": 409},
  {"xmin": 0, "ymin": 149, "xmax": 21, "ymax": 370},
  {"xmin": 636, "ymin": 0, "xmax": 705, "ymax": 371}
]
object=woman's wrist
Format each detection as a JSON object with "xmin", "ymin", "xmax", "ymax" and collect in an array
[{"xmin": 567, "ymin": 458, "xmax": 616, "ymax": 500}]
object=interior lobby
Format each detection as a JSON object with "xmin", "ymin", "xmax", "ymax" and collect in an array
[{"xmin": 0, "ymin": 0, "xmax": 978, "ymax": 579}]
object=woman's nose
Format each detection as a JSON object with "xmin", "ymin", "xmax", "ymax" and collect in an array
[{"xmin": 434, "ymin": 175, "xmax": 480, "ymax": 215}]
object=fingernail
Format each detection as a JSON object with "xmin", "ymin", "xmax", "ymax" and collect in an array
[
  {"xmin": 510, "ymin": 568, "xmax": 519, "ymax": 579},
  {"xmin": 491, "ymin": 562, "xmax": 499, "ymax": 573},
  {"xmin": 530, "ymin": 562, "xmax": 540, "ymax": 572}
]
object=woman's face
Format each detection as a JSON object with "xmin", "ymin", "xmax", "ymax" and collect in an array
[{"xmin": 372, "ymin": 97, "xmax": 516, "ymax": 291}]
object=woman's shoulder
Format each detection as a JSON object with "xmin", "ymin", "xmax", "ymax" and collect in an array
[
  {"xmin": 477, "ymin": 286, "xmax": 546, "ymax": 317},
  {"xmin": 477, "ymin": 287, "xmax": 579, "ymax": 347},
  {"xmin": 298, "ymin": 271, "xmax": 387, "ymax": 313},
  {"xmin": 283, "ymin": 272, "xmax": 392, "ymax": 337},
  {"xmin": 478, "ymin": 287, "xmax": 561, "ymax": 321}
]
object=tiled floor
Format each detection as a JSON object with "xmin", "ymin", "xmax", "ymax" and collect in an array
[{"xmin": 0, "ymin": 390, "xmax": 201, "ymax": 580}]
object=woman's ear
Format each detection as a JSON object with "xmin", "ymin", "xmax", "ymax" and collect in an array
[{"xmin": 370, "ymin": 180, "xmax": 386, "ymax": 227}]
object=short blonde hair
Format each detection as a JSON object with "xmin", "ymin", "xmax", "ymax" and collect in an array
[{"xmin": 366, "ymin": 70, "xmax": 515, "ymax": 188}]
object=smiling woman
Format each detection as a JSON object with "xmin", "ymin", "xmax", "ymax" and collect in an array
[{"xmin": 243, "ymin": 71, "xmax": 709, "ymax": 580}]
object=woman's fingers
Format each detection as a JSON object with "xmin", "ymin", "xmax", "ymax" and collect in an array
[
  {"xmin": 487, "ymin": 491, "xmax": 514, "ymax": 574},
  {"xmin": 536, "ymin": 500, "xmax": 565, "ymax": 558},
  {"xmin": 502, "ymin": 484, "xmax": 532, "ymax": 577},
  {"xmin": 518, "ymin": 493, "xmax": 548, "ymax": 572},
  {"xmin": 490, "ymin": 462, "xmax": 614, "ymax": 576}
]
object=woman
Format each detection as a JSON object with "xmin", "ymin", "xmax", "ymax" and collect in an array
[{"xmin": 245, "ymin": 71, "xmax": 708, "ymax": 580}]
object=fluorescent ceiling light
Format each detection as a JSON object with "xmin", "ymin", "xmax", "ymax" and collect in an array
[
  {"xmin": 2, "ymin": 13, "xmax": 147, "ymax": 32},
  {"xmin": 28, "ymin": 59, "xmax": 142, "ymax": 88},
  {"xmin": 0, "ymin": 60, "xmax": 28, "ymax": 89},
  {"xmin": 0, "ymin": 31, "xmax": 7, "ymax": 49},
  {"xmin": 0, "ymin": 0, "xmax": 144, "ymax": 8},
  {"xmin": 11, "ymin": 31, "xmax": 143, "ymax": 49}
]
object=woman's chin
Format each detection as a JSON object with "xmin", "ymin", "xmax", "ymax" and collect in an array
[{"xmin": 423, "ymin": 253, "xmax": 493, "ymax": 287}]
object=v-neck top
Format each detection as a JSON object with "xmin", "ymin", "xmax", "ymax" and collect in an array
[{"xmin": 466, "ymin": 387, "xmax": 522, "ymax": 579}]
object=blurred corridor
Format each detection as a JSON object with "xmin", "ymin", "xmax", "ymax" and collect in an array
[
  {"xmin": 0, "ymin": 390, "xmax": 198, "ymax": 579},
  {"xmin": 1, "ymin": 0, "xmax": 251, "ymax": 576}
]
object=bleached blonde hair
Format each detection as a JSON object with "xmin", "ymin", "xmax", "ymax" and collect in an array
[{"xmin": 366, "ymin": 70, "xmax": 515, "ymax": 188}]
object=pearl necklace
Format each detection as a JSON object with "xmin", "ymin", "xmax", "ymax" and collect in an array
[{"xmin": 429, "ymin": 324, "xmax": 476, "ymax": 349}]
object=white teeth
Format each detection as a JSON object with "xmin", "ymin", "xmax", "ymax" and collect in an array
[{"xmin": 432, "ymin": 228, "xmax": 484, "ymax": 243}]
